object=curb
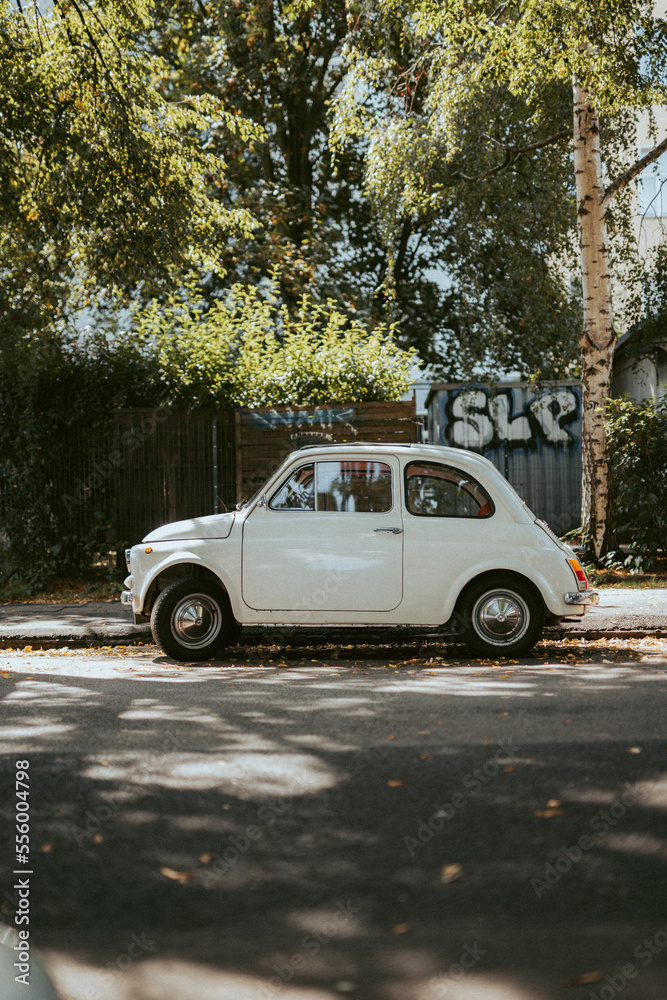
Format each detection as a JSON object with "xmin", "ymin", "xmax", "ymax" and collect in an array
[{"xmin": 1, "ymin": 629, "xmax": 667, "ymax": 651}]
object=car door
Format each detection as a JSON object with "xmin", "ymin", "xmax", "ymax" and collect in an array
[
  {"xmin": 401, "ymin": 458, "xmax": 498, "ymax": 620},
  {"xmin": 241, "ymin": 457, "xmax": 403, "ymax": 613}
]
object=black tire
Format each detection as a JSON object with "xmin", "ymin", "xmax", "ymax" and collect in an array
[
  {"xmin": 459, "ymin": 575, "xmax": 544, "ymax": 657},
  {"xmin": 151, "ymin": 577, "xmax": 237, "ymax": 661}
]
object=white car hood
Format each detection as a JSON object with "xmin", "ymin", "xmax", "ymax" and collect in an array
[{"xmin": 143, "ymin": 512, "xmax": 236, "ymax": 542}]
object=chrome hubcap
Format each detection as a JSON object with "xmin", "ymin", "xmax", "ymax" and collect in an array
[
  {"xmin": 473, "ymin": 590, "xmax": 529, "ymax": 645},
  {"xmin": 172, "ymin": 595, "xmax": 221, "ymax": 649}
]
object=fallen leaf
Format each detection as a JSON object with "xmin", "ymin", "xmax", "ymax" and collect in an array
[
  {"xmin": 420, "ymin": 754, "xmax": 433, "ymax": 760},
  {"xmin": 92, "ymin": 834, "xmax": 103, "ymax": 845},
  {"xmin": 627, "ymin": 746, "xmax": 642, "ymax": 754},
  {"xmin": 504, "ymin": 766, "xmax": 516, "ymax": 773},
  {"xmin": 566, "ymin": 971, "xmax": 603, "ymax": 986},
  {"xmin": 387, "ymin": 733, "xmax": 396, "ymax": 740},
  {"xmin": 40, "ymin": 843, "xmax": 53, "ymax": 853},
  {"xmin": 387, "ymin": 780, "xmax": 403, "ymax": 788},
  {"xmin": 534, "ymin": 809, "xmax": 564, "ymax": 818},
  {"xmin": 547, "ymin": 799, "xmax": 562, "ymax": 808},
  {"xmin": 199, "ymin": 853, "xmax": 212, "ymax": 864},
  {"xmin": 440, "ymin": 863, "xmax": 465, "ymax": 883},
  {"xmin": 159, "ymin": 867, "xmax": 193, "ymax": 883},
  {"xmin": 393, "ymin": 923, "xmax": 411, "ymax": 935}
]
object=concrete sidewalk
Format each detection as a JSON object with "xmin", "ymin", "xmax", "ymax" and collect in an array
[{"xmin": 0, "ymin": 588, "xmax": 667, "ymax": 647}]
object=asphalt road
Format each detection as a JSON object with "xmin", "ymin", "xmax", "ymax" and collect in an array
[{"xmin": 1, "ymin": 644, "xmax": 667, "ymax": 1000}]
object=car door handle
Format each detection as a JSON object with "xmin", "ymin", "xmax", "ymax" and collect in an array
[{"xmin": 374, "ymin": 527, "xmax": 403, "ymax": 533}]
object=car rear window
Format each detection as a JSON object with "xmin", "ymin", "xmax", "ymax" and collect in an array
[{"xmin": 405, "ymin": 462, "xmax": 494, "ymax": 518}]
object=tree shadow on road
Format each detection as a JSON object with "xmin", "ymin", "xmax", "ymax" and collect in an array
[{"xmin": 1, "ymin": 660, "xmax": 666, "ymax": 999}]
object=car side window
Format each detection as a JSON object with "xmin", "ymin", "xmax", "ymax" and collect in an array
[
  {"xmin": 269, "ymin": 460, "xmax": 392, "ymax": 512},
  {"xmin": 270, "ymin": 464, "xmax": 315, "ymax": 510},
  {"xmin": 405, "ymin": 462, "xmax": 494, "ymax": 518},
  {"xmin": 316, "ymin": 461, "xmax": 392, "ymax": 512}
]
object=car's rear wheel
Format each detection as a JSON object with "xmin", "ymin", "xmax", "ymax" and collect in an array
[
  {"xmin": 151, "ymin": 578, "xmax": 238, "ymax": 661},
  {"xmin": 460, "ymin": 575, "xmax": 544, "ymax": 657}
]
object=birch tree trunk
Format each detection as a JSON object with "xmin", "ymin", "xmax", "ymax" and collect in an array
[{"xmin": 573, "ymin": 79, "xmax": 616, "ymax": 560}]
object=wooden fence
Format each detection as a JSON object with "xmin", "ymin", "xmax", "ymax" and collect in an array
[{"xmin": 235, "ymin": 400, "xmax": 419, "ymax": 502}]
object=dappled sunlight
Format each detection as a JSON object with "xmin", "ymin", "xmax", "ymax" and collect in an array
[
  {"xmin": 118, "ymin": 698, "xmax": 226, "ymax": 726},
  {"xmin": 373, "ymin": 676, "xmax": 536, "ymax": 697},
  {"xmin": 285, "ymin": 696, "xmax": 378, "ymax": 714},
  {"xmin": 2, "ymin": 679, "xmax": 103, "ymax": 706},
  {"xmin": 2, "ymin": 642, "xmax": 666, "ymax": 1000},
  {"xmin": 0, "ymin": 717, "xmax": 76, "ymax": 751},
  {"xmin": 412, "ymin": 974, "xmax": 538, "ymax": 1000},
  {"xmin": 629, "ymin": 775, "xmax": 667, "ymax": 808},
  {"xmin": 284, "ymin": 734, "xmax": 361, "ymax": 752},
  {"xmin": 598, "ymin": 831, "xmax": 667, "ymax": 859},
  {"xmin": 44, "ymin": 954, "xmax": 341, "ymax": 1000},
  {"xmin": 286, "ymin": 906, "xmax": 366, "ymax": 938},
  {"xmin": 81, "ymin": 750, "xmax": 345, "ymax": 797}
]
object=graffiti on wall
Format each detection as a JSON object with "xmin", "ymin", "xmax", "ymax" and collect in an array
[
  {"xmin": 442, "ymin": 386, "xmax": 581, "ymax": 451},
  {"xmin": 246, "ymin": 407, "xmax": 358, "ymax": 429}
]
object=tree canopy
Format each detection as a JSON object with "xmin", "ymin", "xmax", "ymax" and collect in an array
[{"xmin": 0, "ymin": 0, "xmax": 259, "ymax": 346}]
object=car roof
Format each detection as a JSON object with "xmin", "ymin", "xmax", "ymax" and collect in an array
[{"xmin": 292, "ymin": 442, "xmax": 496, "ymax": 473}]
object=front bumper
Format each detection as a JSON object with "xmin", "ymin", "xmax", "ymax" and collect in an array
[{"xmin": 564, "ymin": 591, "xmax": 599, "ymax": 606}]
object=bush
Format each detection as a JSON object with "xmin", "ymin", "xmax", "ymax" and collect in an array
[
  {"xmin": 133, "ymin": 281, "xmax": 419, "ymax": 407},
  {"xmin": 606, "ymin": 394, "xmax": 667, "ymax": 568}
]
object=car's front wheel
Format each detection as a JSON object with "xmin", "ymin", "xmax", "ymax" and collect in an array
[
  {"xmin": 151, "ymin": 578, "xmax": 238, "ymax": 661},
  {"xmin": 459, "ymin": 575, "xmax": 544, "ymax": 657}
]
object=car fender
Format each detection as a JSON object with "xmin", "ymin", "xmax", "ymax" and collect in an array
[
  {"xmin": 135, "ymin": 548, "xmax": 240, "ymax": 618},
  {"xmin": 439, "ymin": 555, "xmax": 571, "ymax": 624}
]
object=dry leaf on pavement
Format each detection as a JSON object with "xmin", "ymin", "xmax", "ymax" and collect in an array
[
  {"xmin": 440, "ymin": 863, "xmax": 465, "ymax": 883},
  {"xmin": 159, "ymin": 867, "xmax": 193, "ymax": 883},
  {"xmin": 566, "ymin": 971, "xmax": 603, "ymax": 986}
]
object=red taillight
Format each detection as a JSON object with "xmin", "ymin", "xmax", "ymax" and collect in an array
[{"xmin": 568, "ymin": 558, "xmax": 588, "ymax": 591}]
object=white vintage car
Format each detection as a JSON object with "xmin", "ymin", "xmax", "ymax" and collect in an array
[{"xmin": 122, "ymin": 443, "xmax": 597, "ymax": 661}]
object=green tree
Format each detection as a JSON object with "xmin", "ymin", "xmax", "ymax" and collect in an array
[
  {"xmin": 0, "ymin": 0, "xmax": 259, "ymax": 347},
  {"xmin": 146, "ymin": 0, "xmax": 468, "ymax": 363},
  {"xmin": 332, "ymin": 11, "xmax": 582, "ymax": 377},
  {"xmin": 331, "ymin": 0, "xmax": 667, "ymax": 559}
]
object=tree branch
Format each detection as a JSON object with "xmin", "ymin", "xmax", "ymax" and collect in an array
[
  {"xmin": 602, "ymin": 135, "xmax": 667, "ymax": 208},
  {"xmin": 450, "ymin": 128, "xmax": 573, "ymax": 181}
]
